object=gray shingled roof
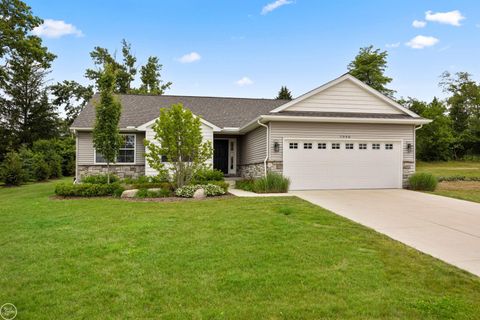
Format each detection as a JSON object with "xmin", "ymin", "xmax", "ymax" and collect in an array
[
  {"xmin": 72, "ymin": 94, "xmax": 288, "ymax": 129},
  {"xmin": 271, "ymin": 111, "xmax": 416, "ymax": 119}
]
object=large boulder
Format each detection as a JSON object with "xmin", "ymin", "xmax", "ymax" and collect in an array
[
  {"xmin": 193, "ymin": 188, "xmax": 206, "ymax": 199},
  {"xmin": 121, "ymin": 189, "xmax": 139, "ymax": 198}
]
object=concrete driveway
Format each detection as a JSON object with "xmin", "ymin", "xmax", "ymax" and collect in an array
[{"xmin": 291, "ymin": 189, "xmax": 480, "ymax": 277}]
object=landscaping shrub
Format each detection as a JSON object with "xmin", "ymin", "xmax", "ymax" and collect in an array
[
  {"xmin": 438, "ymin": 175, "xmax": 480, "ymax": 182},
  {"xmin": 0, "ymin": 151, "xmax": 26, "ymax": 186},
  {"xmin": 33, "ymin": 140, "xmax": 63, "ymax": 179},
  {"xmin": 32, "ymin": 154, "xmax": 51, "ymax": 181},
  {"xmin": 408, "ymin": 173, "xmax": 438, "ymax": 191},
  {"xmin": 207, "ymin": 180, "xmax": 229, "ymax": 192},
  {"xmin": 55, "ymin": 182, "xmax": 124, "ymax": 197},
  {"xmin": 235, "ymin": 179, "xmax": 255, "ymax": 192},
  {"xmin": 82, "ymin": 174, "xmax": 119, "ymax": 184},
  {"xmin": 123, "ymin": 174, "xmax": 170, "ymax": 185},
  {"xmin": 253, "ymin": 172, "xmax": 290, "ymax": 193},
  {"xmin": 136, "ymin": 188, "xmax": 173, "ymax": 198},
  {"xmin": 175, "ymin": 184, "xmax": 225, "ymax": 198},
  {"xmin": 130, "ymin": 182, "xmax": 174, "ymax": 190},
  {"xmin": 18, "ymin": 146, "xmax": 35, "ymax": 181},
  {"xmin": 192, "ymin": 168, "xmax": 224, "ymax": 183}
]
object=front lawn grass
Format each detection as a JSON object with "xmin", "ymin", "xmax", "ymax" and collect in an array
[
  {"xmin": 416, "ymin": 161, "xmax": 480, "ymax": 203},
  {"xmin": 1, "ymin": 180, "xmax": 480, "ymax": 319}
]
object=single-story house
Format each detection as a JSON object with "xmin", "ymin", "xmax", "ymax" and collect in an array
[{"xmin": 71, "ymin": 74, "xmax": 430, "ymax": 190}]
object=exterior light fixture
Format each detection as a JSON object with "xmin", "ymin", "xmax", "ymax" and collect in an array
[
  {"xmin": 274, "ymin": 141, "xmax": 280, "ymax": 152},
  {"xmin": 407, "ymin": 143, "xmax": 413, "ymax": 153}
]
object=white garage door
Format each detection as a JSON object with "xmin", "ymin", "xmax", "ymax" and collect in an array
[{"xmin": 283, "ymin": 140, "xmax": 403, "ymax": 190}]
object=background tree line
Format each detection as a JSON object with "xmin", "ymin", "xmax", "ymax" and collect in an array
[{"xmin": 0, "ymin": 0, "xmax": 172, "ymax": 185}]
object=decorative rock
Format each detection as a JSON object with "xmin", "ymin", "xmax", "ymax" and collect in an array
[
  {"xmin": 193, "ymin": 188, "xmax": 206, "ymax": 199},
  {"xmin": 121, "ymin": 189, "xmax": 139, "ymax": 198}
]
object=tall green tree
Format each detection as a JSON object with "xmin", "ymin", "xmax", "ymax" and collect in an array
[
  {"xmin": 348, "ymin": 45, "xmax": 395, "ymax": 97},
  {"xmin": 440, "ymin": 71, "xmax": 480, "ymax": 157},
  {"xmin": 276, "ymin": 86, "xmax": 293, "ymax": 100},
  {"xmin": 404, "ymin": 97, "xmax": 454, "ymax": 161},
  {"xmin": 50, "ymin": 80, "xmax": 94, "ymax": 125},
  {"xmin": 92, "ymin": 64, "xmax": 123, "ymax": 183},
  {"xmin": 0, "ymin": 48, "xmax": 57, "ymax": 158},
  {"xmin": 145, "ymin": 104, "xmax": 213, "ymax": 188},
  {"xmin": 137, "ymin": 56, "xmax": 172, "ymax": 95}
]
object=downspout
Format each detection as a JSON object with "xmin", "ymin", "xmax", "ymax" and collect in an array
[
  {"xmin": 414, "ymin": 124, "xmax": 423, "ymax": 131},
  {"xmin": 257, "ymin": 119, "xmax": 269, "ymax": 176}
]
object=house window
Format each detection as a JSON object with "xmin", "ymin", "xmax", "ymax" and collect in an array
[
  {"xmin": 372, "ymin": 143, "xmax": 380, "ymax": 150},
  {"xmin": 289, "ymin": 142, "xmax": 298, "ymax": 149},
  {"xmin": 385, "ymin": 143, "xmax": 393, "ymax": 150},
  {"xmin": 318, "ymin": 143, "xmax": 326, "ymax": 149},
  {"xmin": 332, "ymin": 143, "xmax": 340, "ymax": 149},
  {"xmin": 304, "ymin": 143, "xmax": 312, "ymax": 149},
  {"xmin": 345, "ymin": 143, "xmax": 354, "ymax": 150},
  {"xmin": 95, "ymin": 134, "xmax": 135, "ymax": 163},
  {"xmin": 359, "ymin": 143, "xmax": 367, "ymax": 150}
]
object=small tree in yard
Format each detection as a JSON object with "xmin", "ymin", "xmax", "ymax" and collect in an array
[
  {"xmin": 145, "ymin": 104, "xmax": 213, "ymax": 188},
  {"xmin": 92, "ymin": 64, "xmax": 122, "ymax": 183}
]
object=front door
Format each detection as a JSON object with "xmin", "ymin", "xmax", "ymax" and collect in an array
[{"xmin": 213, "ymin": 140, "xmax": 229, "ymax": 174}]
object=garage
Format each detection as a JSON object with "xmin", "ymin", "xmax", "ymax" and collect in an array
[{"xmin": 283, "ymin": 139, "xmax": 403, "ymax": 190}]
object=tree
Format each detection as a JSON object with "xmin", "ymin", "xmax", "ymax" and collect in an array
[
  {"xmin": 348, "ymin": 45, "xmax": 395, "ymax": 97},
  {"xmin": 0, "ymin": 151, "xmax": 25, "ymax": 185},
  {"xmin": 404, "ymin": 97, "xmax": 454, "ymax": 161},
  {"xmin": 137, "ymin": 56, "xmax": 172, "ymax": 95},
  {"xmin": 50, "ymin": 80, "xmax": 94, "ymax": 125},
  {"xmin": 145, "ymin": 104, "xmax": 213, "ymax": 188},
  {"xmin": 92, "ymin": 64, "xmax": 122, "ymax": 183},
  {"xmin": 440, "ymin": 71, "xmax": 480, "ymax": 157},
  {"xmin": 0, "ymin": 47, "xmax": 57, "ymax": 158},
  {"xmin": 276, "ymin": 86, "xmax": 293, "ymax": 100}
]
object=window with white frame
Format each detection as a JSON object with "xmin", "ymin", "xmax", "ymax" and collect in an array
[
  {"xmin": 318, "ymin": 143, "xmax": 326, "ymax": 149},
  {"xmin": 289, "ymin": 142, "xmax": 298, "ymax": 149},
  {"xmin": 304, "ymin": 142, "xmax": 312, "ymax": 149},
  {"xmin": 359, "ymin": 143, "xmax": 367, "ymax": 150},
  {"xmin": 372, "ymin": 143, "xmax": 380, "ymax": 150},
  {"xmin": 95, "ymin": 134, "xmax": 135, "ymax": 163},
  {"xmin": 332, "ymin": 143, "xmax": 340, "ymax": 149},
  {"xmin": 385, "ymin": 143, "xmax": 393, "ymax": 150},
  {"xmin": 345, "ymin": 143, "xmax": 354, "ymax": 150}
]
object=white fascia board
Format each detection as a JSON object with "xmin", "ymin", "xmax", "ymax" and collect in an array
[
  {"xmin": 137, "ymin": 116, "xmax": 222, "ymax": 132},
  {"xmin": 270, "ymin": 74, "xmax": 420, "ymax": 118},
  {"xmin": 260, "ymin": 115, "xmax": 432, "ymax": 125}
]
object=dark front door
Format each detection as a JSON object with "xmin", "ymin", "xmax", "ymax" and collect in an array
[{"xmin": 214, "ymin": 140, "xmax": 229, "ymax": 174}]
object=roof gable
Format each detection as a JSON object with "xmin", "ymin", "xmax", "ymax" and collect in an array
[{"xmin": 270, "ymin": 74, "xmax": 419, "ymax": 117}]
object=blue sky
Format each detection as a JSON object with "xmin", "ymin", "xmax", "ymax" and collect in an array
[{"xmin": 29, "ymin": 0, "xmax": 480, "ymax": 101}]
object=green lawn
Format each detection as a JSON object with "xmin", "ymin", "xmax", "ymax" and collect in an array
[
  {"xmin": 1, "ymin": 180, "xmax": 480, "ymax": 319},
  {"xmin": 416, "ymin": 160, "xmax": 480, "ymax": 178},
  {"xmin": 416, "ymin": 161, "xmax": 480, "ymax": 203}
]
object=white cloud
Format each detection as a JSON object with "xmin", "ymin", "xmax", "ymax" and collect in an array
[
  {"xmin": 405, "ymin": 35, "xmax": 439, "ymax": 49},
  {"xmin": 178, "ymin": 52, "xmax": 201, "ymax": 63},
  {"xmin": 412, "ymin": 20, "xmax": 426, "ymax": 28},
  {"xmin": 261, "ymin": 0, "xmax": 293, "ymax": 15},
  {"xmin": 235, "ymin": 76, "xmax": 253, "ymax": 86},
  {"xmin": 425, "ymin": 10, "xmax": 465, "ymax": 26},
  {"xmin": 32, "ymin": 19, "xmax": 83, "ymax": 38},
  {"xmin": 386, "ymin": 42, "xmax": 400, "ymax": 48}
]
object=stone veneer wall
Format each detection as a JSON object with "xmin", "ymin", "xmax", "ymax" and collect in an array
[
  {"xmin": 240, "ymin": 160, "xmax": 413, "ymax": 189},
  {"xmin": 78, "ymin": 165, "xmax": 145, "ymax": 181}
]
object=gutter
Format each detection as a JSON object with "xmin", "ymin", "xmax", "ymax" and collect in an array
[{"xmin": 257, "ymin": 119, "xmax": 269, "ymax": 176}]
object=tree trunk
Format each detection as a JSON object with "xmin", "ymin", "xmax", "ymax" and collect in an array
[{"xmin": 107, "ymin": 162, "xmax": 110, "ymax": 184}]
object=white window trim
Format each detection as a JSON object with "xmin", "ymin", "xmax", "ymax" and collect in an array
[{"xmin": 94, "ymin": 134, "xmax": 137, "ymax": 165}]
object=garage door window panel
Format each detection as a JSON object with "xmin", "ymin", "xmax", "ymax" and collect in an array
[
  {"xmin": 304, "ymin": 143, "xmax": 312, "ymax": 149},
  {"xmin": 318, "ymin": 143, "xmax": 326, "ymax": 149},
  {"xmin": 332, "ymin": 143, "xmax": 340, "ymax": 150},
  {"xmin": 346, "ymin": 143, "xmax": 354, "ymax": 150},
  {"xmin": 289, "ymin": 142, "xmax": 298, "ymax": 149}
]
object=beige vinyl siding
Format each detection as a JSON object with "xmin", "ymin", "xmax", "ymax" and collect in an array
[
  {"xmin": 240, "ymin": 126, "xmax": 267, "ymax": 165},
  {"xmin": 269, "ymin": 122, "xmax": 415, "ymax": 163},
  {"xmin": 287, "ymin": 79, "xmax": 402, "ymax": 114},
  {"xmin": 77, "ymin": 131, "xmax": 145, "ymax": 165}
]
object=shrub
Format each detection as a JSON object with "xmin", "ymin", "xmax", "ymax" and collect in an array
[
  {"xmin": 0, "ymin": 151, "xmax": 26, "ymax": 186},
  {"xmin": 123, "ymin": 174, "xmax": 169, "ymax": 185},
  {"xmin": 207, "ymin": 180, "xmax": 229, "ymax": 192},
  {"xmin": 32, "ymin": 140, "xmax": 63, "ymax": 179},
  {"xmin": 253, "ymin": 172, "xmax": 290, "ymax": 193},
  {"xmin": 136, "ymin": 188, "xmax": 173, "ymax": 198},
  {"xmin": 18, "ymin": 146, "xmax": 35, "ymax": 181},
  {"xmin": 235, "ymin": 179, "xmax": 255, "ymax": 192},
  {"xmin": 130, "ymin": 182, "xmax": 174, "ymax": 190},
  {"xmin": 438, "ymin": 175, "xmax": 480, "ymax": 182},
  {"xmin": 82, "ymin": 174, "xmax": 119, "ymax": 184},
  {"xmin": 55, "ymin": 182, "xmax": 124, "ymax": 197},
  {"xmin": 175, "ymin": 184, "xmax": 225, "ymax": 198},
  {"xmin": 192, "ymin": 168, "xmax": 224, "ymax": 183},
  {"xmin": 32, "ymin": 154, "xmax": 51, "ymax": 181},
  {"xmin": 408, "ymin": 173, "xmax": 438, "ymax": 191}
]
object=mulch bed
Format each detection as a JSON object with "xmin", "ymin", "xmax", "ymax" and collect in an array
[{"xmin": 51, "ymin": 194, "xmax": 235, "ymax": 202}]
